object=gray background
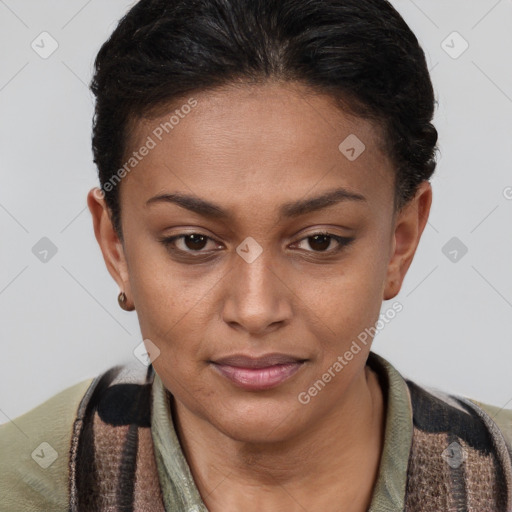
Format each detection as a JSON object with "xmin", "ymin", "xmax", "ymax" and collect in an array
[{"xmin": 1, "ymin": 0, "xmax": 511, "ymax": 423}]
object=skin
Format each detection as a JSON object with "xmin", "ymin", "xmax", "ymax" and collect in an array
[{"xmin": 88, "ymin": 80, "xmax": 432, "ymax": 512}]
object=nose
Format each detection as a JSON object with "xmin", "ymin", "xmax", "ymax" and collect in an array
[{"xmin": 221, "ymin": 246, "xmax": 293, "ymax": 336}]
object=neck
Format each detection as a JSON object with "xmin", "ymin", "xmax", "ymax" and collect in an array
[{"xmin": 172, "ymin": 364, "xmax": 385, "ymax": 512}]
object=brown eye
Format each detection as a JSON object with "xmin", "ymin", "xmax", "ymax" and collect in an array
[
  {"xmin": 159, "ymin": 231, "xmax": 354, "ymax": 260},
  {"xmin": 181, "ymin": 234, "xmax": 208, "ymax": 251},
  {"xmin": 307, "ymin": 234, "xmax": 332, "ymax": 251},
  {"xmin": 294, "ymin": 232, "xmax": 354, "ymax": 254},
  {"xmin": 159, "ymin": 233, "xmax": 220, "ymax": 254}
]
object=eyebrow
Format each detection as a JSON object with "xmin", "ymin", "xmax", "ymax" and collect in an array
[{"xmin": 145, "ymin": 187, "xmax": 367, "ymax": 221}]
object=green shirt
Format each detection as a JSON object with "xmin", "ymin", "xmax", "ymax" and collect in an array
[{"xmin": 1, "ymin": 352, "xmax": 511, "ymax": 511}]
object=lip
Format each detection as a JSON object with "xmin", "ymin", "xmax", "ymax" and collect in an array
[
  {"xmin": 212, "ymin": 353, "xmax": 306, "ymax": 368},
  {"xmin": 210, "ymin": 353, "xmax": 307, "ymax": 391}
]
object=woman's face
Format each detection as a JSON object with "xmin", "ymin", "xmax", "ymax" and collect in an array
[{"xmin": 89, "ymin": 81, "xmax": 430, "ymax": 443}]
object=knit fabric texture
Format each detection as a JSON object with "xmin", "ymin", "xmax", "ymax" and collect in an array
[{"xmin": 404, "ymin": 380, "xmax": 512, "ymax": 511}]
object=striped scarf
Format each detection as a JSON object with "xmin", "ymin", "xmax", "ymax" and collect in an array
[{"xmin": 68, "ymin": 364, "xmax": 512, "ymax": 511}]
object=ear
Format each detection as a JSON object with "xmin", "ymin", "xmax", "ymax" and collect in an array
[
  {"xmin": 383, "ymin": 181, "xmax": 432, "ymax": 300},
  {"xmin": 87, "ymin": 187, "xmax": 133, "ymax": 307}
]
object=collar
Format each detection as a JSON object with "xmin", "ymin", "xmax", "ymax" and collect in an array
[{"xmin": 366, "ymin": 351, "xmax": 414, "ymax": 511}]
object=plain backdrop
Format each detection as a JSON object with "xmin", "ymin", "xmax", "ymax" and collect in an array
[{"xmin": 1, "ymin": 0, "xmax": 511, "ymax": 424}]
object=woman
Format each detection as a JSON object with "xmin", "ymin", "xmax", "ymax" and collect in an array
[{"xmin": 1, "ymin": 0, "xmax": 511, "ymax": 510}]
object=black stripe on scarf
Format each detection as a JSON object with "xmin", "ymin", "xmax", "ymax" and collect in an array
[
  {"xmin": 71, "ymin": 366, "xmax": 123, "ymax": 511},
  {"xmin": 116, "ymin": 423, "xmax": 140, "ymax": 512},
  {"xmin": 406, "ymin": 379, "xmax": 493, "ymax": 452}
]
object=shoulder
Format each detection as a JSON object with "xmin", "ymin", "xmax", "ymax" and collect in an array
[
  {"xmin": 405, "ymin": 379, "xmax": 512, "ymax": 443},
  {"xmin": 405, "ymin": 379, "xmax": 512, "ymax": 473},
  {"xmin": 0, "ymin": 377, "xmax": 94, "ymax": 512},
  {"xmin": 469, "ymin": 399, "xmax": 512, "ymax": 448}
]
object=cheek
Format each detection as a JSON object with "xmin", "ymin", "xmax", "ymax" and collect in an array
[
  {"xmin": 125, "ymin": 243, "xmax": 221, "ymax": 370},
  {"xmin": 125, "ymin": 234, "xmax": 187, "ymax": 314},
  {"xmin": 307, "ymin": 245, "xmax": 389, "ymax": 353}
]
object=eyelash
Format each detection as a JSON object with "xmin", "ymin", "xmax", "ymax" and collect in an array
[{"xmin": 158, "ymin": 231, "xmax": 355, "ymax": 259}]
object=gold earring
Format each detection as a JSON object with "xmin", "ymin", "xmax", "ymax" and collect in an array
[{"xmin": 118, "ymin": 291, "xmax": 134, "ymax": 311}]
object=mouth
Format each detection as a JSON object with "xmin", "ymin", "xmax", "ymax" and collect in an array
[{"xmin": 209, "ymin": 353, "xmax": 308, "ymax": 391}]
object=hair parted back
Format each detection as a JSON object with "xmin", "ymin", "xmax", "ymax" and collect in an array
[{"xmin": 91, "ymin": 0, "xmax": 438, "ymax": 240}]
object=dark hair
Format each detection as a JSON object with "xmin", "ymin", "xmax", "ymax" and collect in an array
[{"xmin": 90, "ymin": 0, "xmax": 438, "ymax": 240}]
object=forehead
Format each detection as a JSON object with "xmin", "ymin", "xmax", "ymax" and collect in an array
[{"xmin": 120, "ymin": 81, "xmax": 394, "ymax": 216}]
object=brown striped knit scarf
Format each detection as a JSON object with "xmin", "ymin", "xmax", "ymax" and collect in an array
[{"xmin": 68, "ymin": 364, "xmax": 512, "ymax": 511}]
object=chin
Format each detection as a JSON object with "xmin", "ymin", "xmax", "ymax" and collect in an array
[{"xmin": 207, "ymin": 399, "xmax": 308, "ymax": 444}]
